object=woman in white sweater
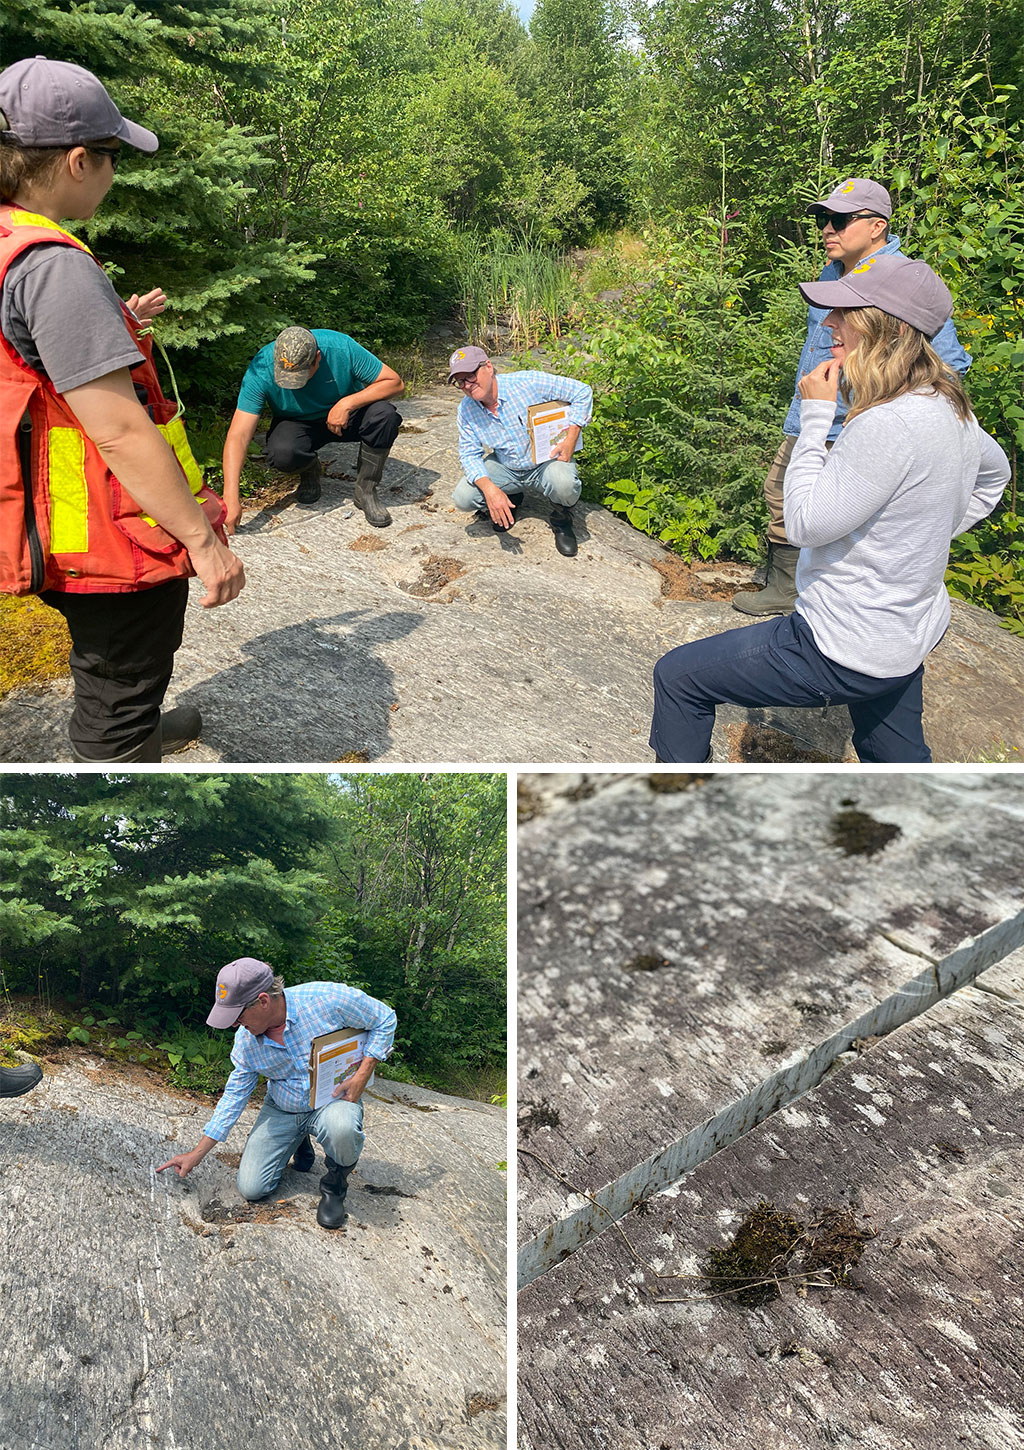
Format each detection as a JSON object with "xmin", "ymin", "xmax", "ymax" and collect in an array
[{"xmin": 650, "ymin": 254, "xmax": 1010, "ymax": 763}]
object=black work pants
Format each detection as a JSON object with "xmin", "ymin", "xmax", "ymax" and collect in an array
[
  {"xmin": 40, "ymin": 578, "xmax": 189, "ymax": 759},
  {"xmin": 264, "ymin": 401, "xmax": 402, "ymax": 472}
]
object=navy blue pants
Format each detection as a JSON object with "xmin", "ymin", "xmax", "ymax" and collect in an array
[{"xmin": 650, "ymin": 612, "xmax": 931, "ymax": 763}]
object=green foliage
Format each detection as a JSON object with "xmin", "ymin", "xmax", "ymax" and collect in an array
[
  {"xmin": 565, "ymin": 221, "xmax": 806, "ymax": 561},
  {"xmin": 453, "ymin": 232, "xmax": 583, "ymax": 348},
  {"xmin": 946, "ymin": 510, "xmax": 1024, "ymax": 635},
  {"xmin": 0, "ymin": 772, "xmax": 506, "ymax": 1097}
]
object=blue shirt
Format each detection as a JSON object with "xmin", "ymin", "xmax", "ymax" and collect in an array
[
  {"xmin": 236, "ymin": 329, "xmax": 384, "ymax": 420},
  {"xmin": 782, "ymin": 235, "xmax": 971, "ymax": 440},
  {"xmin": 202, "ymin": 981, "xmax": 397, "ymax": 1141},
  {"xmin": 457, "ymin": 369, "xmax": 593, "ymax": 479}
]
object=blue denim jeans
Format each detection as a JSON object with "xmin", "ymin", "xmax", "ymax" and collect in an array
[
  {"xmin": 452, "ymin": 456, "xmax": 581, "ymax": 511},
  {"xmin": 650, "ymin": 611, "xmax": 931, "ymax": 764},
  {"xmin": 236, "ymin": 1094, "xmax": 364, "ymax": 1201}
]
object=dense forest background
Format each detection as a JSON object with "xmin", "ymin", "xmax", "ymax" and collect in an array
[
  {"xmin": 0, "ymin": 772, "xmax": 506, "ymax": 1099},
  {"xmin": 1, "ymin": 0, "xmax": 1021, "ymax": 624}
]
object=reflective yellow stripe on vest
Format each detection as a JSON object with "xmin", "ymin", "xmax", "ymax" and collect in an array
[
  {"xmin": 48, "ymin": 427, "xmax": 89, "ymax": 553},
  {"xmin": 157, "ymin": 417, "xmax": 204, "ymax": 497}
]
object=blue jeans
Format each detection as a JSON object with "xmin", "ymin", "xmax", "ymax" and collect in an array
[
  {"xmin": 452, "ymin": 457, "xmax": 581, "ymax": 511},
  {"xmin": 650, "ymin": 611, "xmax": 931, "ymax": 764},
  {"xmin": 236, "ymin": 1094, "xmax": 364, "ymax": 1201}
]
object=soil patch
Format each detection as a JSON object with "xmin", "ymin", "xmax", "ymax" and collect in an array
[
  {"xmin": 653, "ymin": 557, "xmax": 752, "ymax": 602},
  {"xmin": 830, "ymin": 807, "xmax": 902, "ymax": 858},
  {"xmin": 399, "ymin": 555, "xmax": 466, "ymax": 598},
  {"xmin": 726, "ymin": 722, "xmax": 837, "ymax": 764},
  {"xmin": 647, "ymin": 773, "xmax": 711, "ymax": 793},
  {"xmin": 349, "ymin": 534, "xmax": 389, "ymax": 552},
  {"xmin": 200, "ymin": 1195, "xmax": 301, "ymax": 1225},
  {"xmin": 623, "ymin": 952, "xmax": 674, "ymax": 973},
  {"xmin": 518, "ymin": 1099, "xmax": 561, "ymax": 1136}
]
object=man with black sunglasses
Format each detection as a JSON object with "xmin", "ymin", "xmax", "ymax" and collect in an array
[{"xmin": 734, "ymin": 177, "xmax": 969, "ymax": 616}]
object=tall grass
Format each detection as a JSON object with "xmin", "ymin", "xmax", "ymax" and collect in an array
[{"xmin": 452, "ymin": 231, "xmax": 581, "ymax": 349}]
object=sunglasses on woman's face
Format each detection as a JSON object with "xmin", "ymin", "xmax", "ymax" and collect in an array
[
  {"xmin": 815, "ymin": 210, "xmax": 881, "ymax": 233},
  {"xmin": 87, "ymin": 146, "xmax": 121, "ymax": 170}
]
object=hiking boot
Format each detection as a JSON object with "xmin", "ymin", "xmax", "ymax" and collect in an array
[
  {"xmin": 70, "ymin": 704, "xmax": 201, "ymax": 764},
  {"xmin": 732, "ymin": 542, "xmax": 799, "ymax": 615},
  {"xmin": 160, "ymin": 705, "xmax": 202, "ymax": 755},
  {"xmin": 296, "ymin": 460, "xmax": 322, "ymax": 504},
  {"xmin": 316, "ymin": 1156, "xmax": 352, "ymax": 1229},
  {"xmin": 488, "ymin": 491, "xmax": 524, "ymax": 533},
  {"xmin": 292, "ymin": 1135, "xmax": 315, "ymax": 1173},
  {"xmin": 353, "ymin": 444, "xmax": 392, "ymax": 528},
  {"xmin": 550, "ymin": 505, "xmax": 578, "ymax": 557},
  {"xmin": 0, "ymin": 1062, "xmax": 43, "ymax": 1098}
]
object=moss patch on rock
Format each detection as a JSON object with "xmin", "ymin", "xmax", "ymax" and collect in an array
[{"xmin": 0, "ymin": 596, "xmax": 70, "ymax": 699}]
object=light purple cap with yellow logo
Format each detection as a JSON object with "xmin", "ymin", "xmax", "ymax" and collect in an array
[
  {"xmin": 808, "ymin": 177, "xmax": 892, "ymax": 220},
  {"xmin": 798, "ymin": 253, "xmax": 953, "ymax": 338},
  {"xmin": 207, "ymin": 958, "xmax": 274, "ymax": 1028},
  {"xmin": 447, "ymin": 345, "xmax": 489, "ymax": 384}
]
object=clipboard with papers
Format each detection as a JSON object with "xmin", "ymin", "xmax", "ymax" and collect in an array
[
  {"xmin": 526, "ymin": 401, "xmax": 583, "ymax": 465},
  {"xmin": 308, "ymin": 1028, "xmax": 373, "ymax": 1109}
]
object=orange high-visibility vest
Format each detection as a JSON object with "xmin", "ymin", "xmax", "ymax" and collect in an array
[{"xmin": 0, "ymin": 208, "xmax": 226, "ymax": 594}]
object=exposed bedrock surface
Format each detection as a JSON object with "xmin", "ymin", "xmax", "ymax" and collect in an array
[{"xmin": 0, "ymin": 1072, "xmax": 506, "ymax": 1450}]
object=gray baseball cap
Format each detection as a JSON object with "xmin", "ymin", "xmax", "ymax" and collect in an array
[
  {"xmin": 798, "ymin": 253, "xmax": 953, "ymax": 338},
  {"xmin": 273, "ymin": 326, "xmax": 319, "ymax": 389},
  {"xmin": 207, "ymin": 958, "xmax": 275, "ymax": 1028},
  {"xmin": 808, "ymin": 177, "xmax": 892, "ymax": 220},
  {"xmin": 447, "ymin": 345, "xmax": 490, "ymax": 383},
  {"xmin": 0, "ymin": 56, "xmax": 158, "ymax": 152}
]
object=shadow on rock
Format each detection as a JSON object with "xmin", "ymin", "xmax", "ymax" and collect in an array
[{"xmin": 180, "ymin": 608, "xmax": 423, "ymax": 762}]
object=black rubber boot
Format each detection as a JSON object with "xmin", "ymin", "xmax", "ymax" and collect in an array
[
  {"xmin": 292, "ymin": 1135, "xmax": 315, "ymax": 1173},
  {"xmin": 296, "ymin": 460, "xmax": 322, "ymax": 505},
  {"xmin": 550, "ymin": 505, "xmax": 578, "ymax": 557},
  {"xmin": 353, "ymin": 444, "xmax": 392, "ymax": 527},
  {"xmin": 0, "ymin": 1062, "xmax": 43, "ymax": 1098},
  {"xmin": 749, "ymin": 538, "xmax": 769, "ymax": 590},
  {"xmin": 316, "ymin": 1156, "xmax": 353, "ymax": 1229},
  {"xmin": 732, "ymin": 542, "xmax": 799, "ymax": 615}
]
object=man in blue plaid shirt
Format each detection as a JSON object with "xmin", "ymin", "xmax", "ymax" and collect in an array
[
  {"xmin": 158, "ymin": 958, "xmax": 396, "ymax": 1229},
  {"xmin": 449, "ymin": 345, "xmax": 593, "ymax": 557}
]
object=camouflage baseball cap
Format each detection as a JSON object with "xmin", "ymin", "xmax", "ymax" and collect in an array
[{"xmin": 273, "ymin": 326, "xmax": 319, "ymax": 389}]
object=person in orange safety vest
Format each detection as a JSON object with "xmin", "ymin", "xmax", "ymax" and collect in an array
[{"xmin": 0, "ymin": 55, "xmax": 245, "ymax": 762}]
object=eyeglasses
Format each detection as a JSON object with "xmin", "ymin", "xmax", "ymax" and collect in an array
[
  {"xmin": 815, "ymin": 210, "xmax": 882, "ymax": 233},
  {"xmin": 232, "ymin": 998, "xmax": 262, "ymax": 1028},
  {"xmin": 453, "ymin": 365, "xmax": 485, "ymax": 387},
  {"xmin": 87, "ymin": 146, "xmax": 121, "ymax": 170}
]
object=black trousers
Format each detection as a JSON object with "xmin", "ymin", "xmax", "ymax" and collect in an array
[
  {"xmin": 265, "ymin": 400, "xmax": 402, "ymax": 472},
  {"xmin": 40, "ymin": 578, "xmax": 189, "ymax": 758}
]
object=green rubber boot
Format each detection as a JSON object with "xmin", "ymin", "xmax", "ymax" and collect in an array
[{"xmin": 732, "ymin": 542, "xmax": 799, "ymax": 616}]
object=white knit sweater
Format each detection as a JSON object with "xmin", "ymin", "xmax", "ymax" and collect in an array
[{"xmin": 785, "ymin": 392, "xmax": 1010, "ymax": 677}]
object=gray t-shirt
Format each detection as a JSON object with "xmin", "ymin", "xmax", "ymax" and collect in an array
[
  {"xmin": 1, "ymin": 241, "xmax": 143, "ymax": 392},
  {"xmin": 786, "ymin": 393, "xmax": 1011, "ymax": 678}
]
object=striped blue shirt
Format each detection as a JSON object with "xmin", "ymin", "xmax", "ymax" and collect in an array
[
  {"xmin": 202, "ymin": 981, "xmax": 396, "ymax": 1141},
  {"xmin": 457, "ymin": 369, "xmax": 593, "ymax": 479}
]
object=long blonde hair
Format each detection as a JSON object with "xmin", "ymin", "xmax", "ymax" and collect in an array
[{"xmin": 839, "ymin": 306, "xmax": 971, "ymax": 423}]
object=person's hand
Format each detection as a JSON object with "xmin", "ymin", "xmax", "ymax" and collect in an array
[
  {"xmin": 223, "ymin": 500, "xmax": 242, "ymax": 537},
  {"xmin": 480, "ymin": 482, "xmax": 516, "ymax": 529},
  {"xmin": 333, "ymin": 1060, "xmax": 370, "ymax": 1103},
  {"xmin": 326, "ymin": 400, "xmax": 352, "ymax": 436},
  {"xmin": 157, "ymin": 1149, "xmax": 203, "ymax": 1178},
  {"xmin": 549, "ymin": 437, "xmax": 575, "ymax": 463},
  {"xmin": 126, "ymin": 288, "xmax": 168, "ymax": 325},
  {"xmin": 798, "ymin": 359, "xmax": 840, "ymax": 402},
  {"xmin": 187, "ymin": 535, "xmax": 247, "ymax": 607}
]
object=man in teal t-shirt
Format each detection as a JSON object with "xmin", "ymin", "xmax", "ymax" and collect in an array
[{"xmin": 221, "ymin": 326, "xmax": 405, "ymax": 530}]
